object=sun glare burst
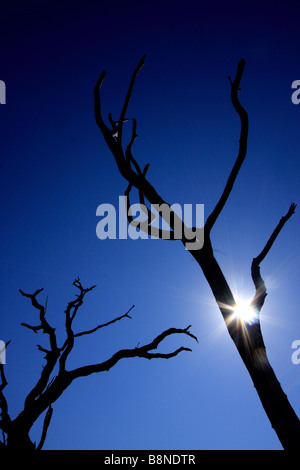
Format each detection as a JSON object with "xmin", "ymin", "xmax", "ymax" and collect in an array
[{"xmin": 232, "ymin": 298, "xmax": 258, "ymax": 325}]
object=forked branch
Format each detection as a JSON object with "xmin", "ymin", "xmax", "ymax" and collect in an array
[
  {"xmin": 19, "ymin": 288, "xmax": 60, "ymax": 408},
  {"xmin": 118, "ymin": 55, "xmax": 145, "ymax": 144},
  {"xmin": 58, "ymin": 278, "xmax": 96, "ymax": 373},
  {"xmin": 68, "ymin": 325, "xmax": 198, "ymax": 381},
  {"xmin": 95, "ymin": 58, "xmax": 248, "ymax": 250},
  {"xmin": 94, "ymin": 57, "xmax": 192, "ymax": 245},
  {"xmin": 95, "ymin": 56, "xmax": 300, "ymax": 450},
  {"xmin": 251, "ymin": 203, "xmax": 296, "ymax": 312},
  {"xmin": 6, "ymin": 279, "xmax": 197, "ymax": 449}
]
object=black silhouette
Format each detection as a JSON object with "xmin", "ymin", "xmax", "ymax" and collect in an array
[
  {"xmin": 0, "ymin": 278, "xmax": 197, "ymax": 449},
  {"xmin": 94, "ymin": 56, "xmax": 300, "ymax": 449}
]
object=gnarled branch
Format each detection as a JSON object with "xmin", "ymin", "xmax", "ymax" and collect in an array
[
  {"xmin": 10, "ymin": 279, "xmax": 197, "ymax": 449},
  {"xmin": 94, "ymin": 57, "xmax": 198, "ymax": 247},
  {"xmin": 205, "ymin": 59, "xmax": 249, "ymax": 235},
  {"xmin": 251, "ymin": 203, "xmax": 296, "ymax": 313},
  {"xmin": 68, "ymin": 325, "xmax": 198, "ymax": 381},
  {"xmin": 59, "ymin": 278, "xmax": 96, "ymax": 374},
  {"xmin": 19, "ymin": 289, "xmax": 60, "ymax": 408}
]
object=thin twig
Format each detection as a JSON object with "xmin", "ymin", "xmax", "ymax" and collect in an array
[
  {"xmin": 118, "ymin": 55, "xmax": 146, "ymax": 144},
  {"xmin": 74, "ymin": 305, "xmax": 135, "ymax": 338}
]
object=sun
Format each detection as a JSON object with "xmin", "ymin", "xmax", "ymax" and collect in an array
[{"xmin": 232, "ymin": 298, "xmax": 258, "ymax": 325}]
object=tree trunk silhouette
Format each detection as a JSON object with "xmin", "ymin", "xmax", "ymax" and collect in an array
[
  {"xmin": 194, "ymin": 234, "xmax": 300, "ymax": 450},
  {"xmin": 94, "ymin": 57, "xmax": 300, "ymax": 449}
]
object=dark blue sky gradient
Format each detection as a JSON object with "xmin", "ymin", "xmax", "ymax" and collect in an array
[{"xmin": 0, "ymin": 0, "xmax": 299, "ymax": 449}]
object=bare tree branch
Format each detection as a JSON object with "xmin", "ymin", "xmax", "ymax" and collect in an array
[
  {"xmin": 94, "ymin": 57, "xmax": 192, "ymax": 246},
  {"xmin": 20, "ymin": 323, "xmax": 43, "ymax": 333},
  {"xmin": 7, "ymin": 279, "xmax": 198, "ymax": 449},
  {"xmin": 118, "ymin": 55, "xmax": 146, "ymax": 144},
  {"xmin": 36, "ymin": 405, "xmax": 53, "ymax": 450},
  {"xmin": 74, "ymin": 304, "xmax": 134, "ymax": 338},
  {"xmin": 68, "ymin": 325, "xmax": 198, "ymax": 381},
  {"xmin": 205, "ymin": 59, "xmax": 249, "ymax": 234},
  {"xmin": 125, "ymin": 182, "xmax": 180, "ymax": 240},
  {"xmin": 19, "ymin": 288, "xmax": 60, "ymax": 408},
  {"xmin": 251, "ymin": 203, "xmax": 296, "ymax": 312},
  {"xmin": 125, "ymin": 117, "xmax": 139, "ymax": 165},
  {"xmin": 254, "ymin": 203, "xmax": 296, "ymax": 267},
  {"xmin": 95, "ymin": 57, "xmax": 300, "ymax": 449},
  {"xmin": 58, "ymin": 278, "xmax": 96, "ymax": 374},
  {"xmin": 19, "ymin": 289, "xmax": 58, "ymax": 353}
]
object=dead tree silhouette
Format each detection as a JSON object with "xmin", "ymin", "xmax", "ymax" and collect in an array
[
  {"xmin": 94, "ymin": 56, "xmax": 300, "ymax": 450},
  {"xmin": 0, "ymin": 278, "xmax": 197, "ymax": 449}
]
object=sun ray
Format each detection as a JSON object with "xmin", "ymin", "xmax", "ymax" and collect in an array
[{"xmin": 231, "ymin": 297, "xmax": 259, "ymax": 325}]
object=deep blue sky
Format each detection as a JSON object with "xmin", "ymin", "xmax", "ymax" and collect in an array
[{"xmin": 0, "ymin": 0, "xmax": 299, "ymax": 450}]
